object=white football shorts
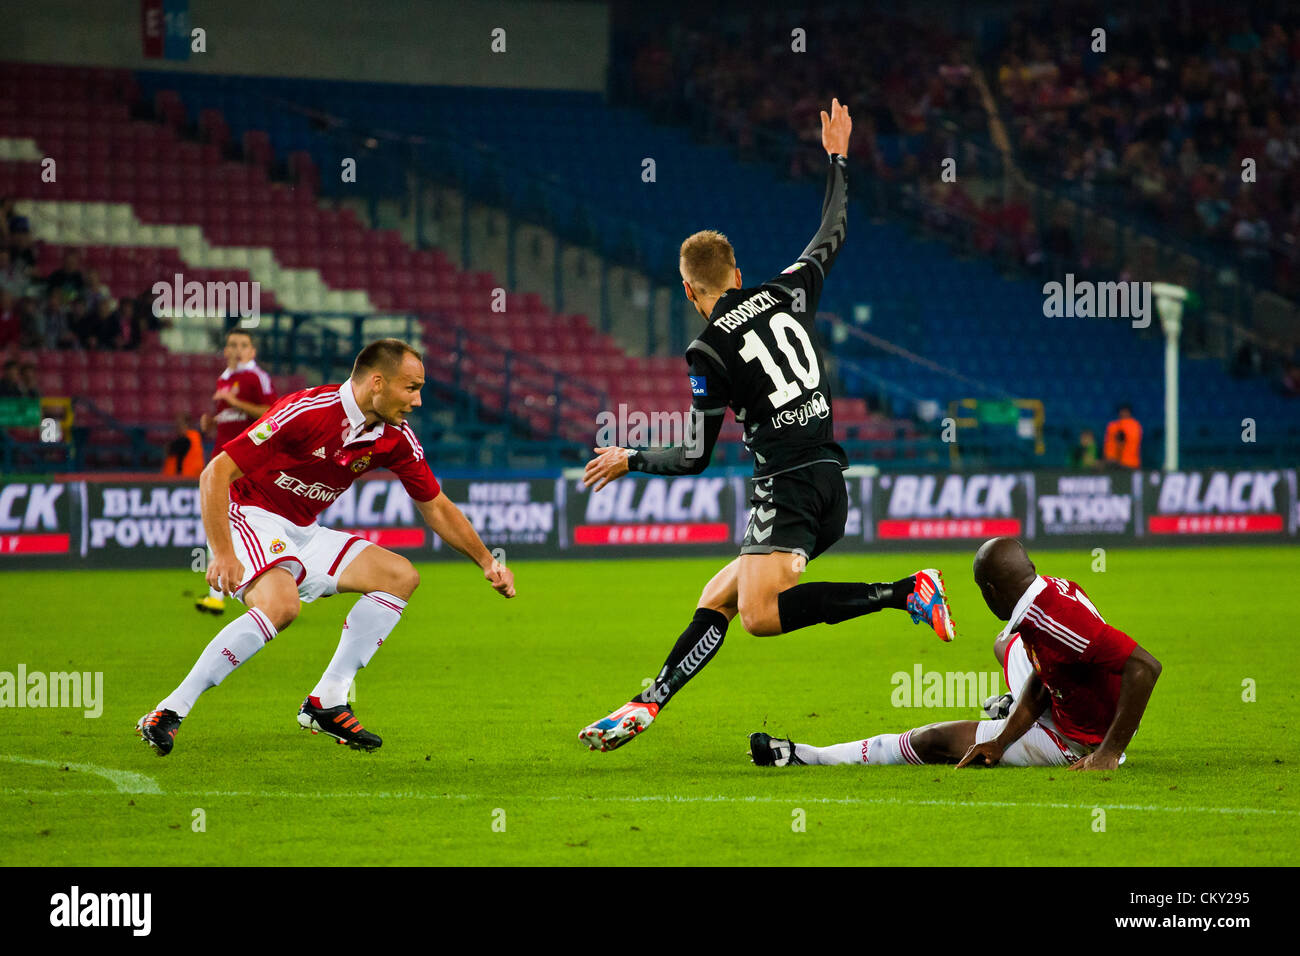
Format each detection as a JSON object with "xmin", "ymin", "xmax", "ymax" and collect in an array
[{"xmin": 226, "ymin": 501, "xmax": 370, "ymax": 603}]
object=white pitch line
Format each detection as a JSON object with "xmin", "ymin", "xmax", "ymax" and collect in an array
[
  {"xmin": 0, "ymin": 755, "xmax": 161, "ymax": 795},
  {"xmin": 2, "ymin": 786, "xmax": 1295, "ymax": 817}
]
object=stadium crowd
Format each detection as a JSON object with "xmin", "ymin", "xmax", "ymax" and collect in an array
[
  {"xmin": 620, "ymin": 1, "xmax": 1300, "ymax": 295},
  {"xmin": 0, "ymin": 199, "xmax": 168, "ymax": 359}
]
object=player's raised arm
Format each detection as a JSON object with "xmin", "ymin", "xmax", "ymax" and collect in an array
[
  {"xmin": 198, "ymin": 451, "xmax": 245, "ymax": 595},
  {"xmin": 1069, "ymin": 644, "xmax": 1161, "ymax": 772},
  {"xmin": 414, "ymin": 493, "xmax": 515, "ymax": 598},
  {"xmin": 797, "ymin": 98, "xmax": 851, "ymax": 278}
]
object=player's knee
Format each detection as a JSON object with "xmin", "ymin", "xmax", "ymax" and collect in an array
[
  {"xmin": 392, "ymin": 560, "xmax": 419, "ymax": 600},
  {"xmin": 259, "ymin": 594, "xmax": 300, "ymax": 631},
  {"xmin": 738, "ymin": 599, "xmax": 781, "ymax": 636},
  {"xmin": 909, "ymin": 725, "xmax": 946, "ymax": 763}
]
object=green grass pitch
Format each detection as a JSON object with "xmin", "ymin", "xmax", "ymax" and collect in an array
[{"xmin": 1, "ymin": 546, "xmax": 1296, "ymax": 866}]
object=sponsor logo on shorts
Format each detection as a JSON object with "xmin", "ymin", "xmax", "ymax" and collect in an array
[{"xmin": 269, "ymin": 538, "xmax": 286, "ymax": 555}]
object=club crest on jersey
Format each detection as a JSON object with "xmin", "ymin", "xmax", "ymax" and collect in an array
[
  {"xmin": 269, "ymin": 538, "xmax": 287, "ymax": 555},
  {"xmin": 690, "ymin": 375, "xmax": 708, "ymax": 396},
  {"xmin": 249, "ymin": 419, "xmax": 280, "ymax": 445},
  {"xmin": 349, "ymin": 452, "xmax": 372, "ymax": 474}
]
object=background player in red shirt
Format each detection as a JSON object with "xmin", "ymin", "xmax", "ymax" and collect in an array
[
  {"xmin": 749, "ymin": 537, "xmax": 1161, "ymax": 771},
  {"xmin": 195, "ymin": 328, "xmax": 277, "ymax": 616},
  {"xmin": 138, "ymin": 339, "xmax": 515, "ymax": 756}
]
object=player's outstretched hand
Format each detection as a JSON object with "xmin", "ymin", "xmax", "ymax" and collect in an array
[
  {"xmin": 206, "ymin": 553, "xmax": 245, "ymax": 597},
  {"xmin": 956, "ymin": 740, "xmax": 1003, "ymax": 769},
  {"xmin": 1068, "ymin": 749, "xmax": 1120, "ymax": 772},
  {"xmin": 820, "ymin": 97, "xmax": 851, "ymax": 157},
  {"xmin": 485, "ymin": 559, "xmax": 516, "ymax": 598},
  {"xmin": 583, "ymin": 446, "xmax": 630, "ymax": 491}
]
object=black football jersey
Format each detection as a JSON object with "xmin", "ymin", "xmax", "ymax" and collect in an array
[
  {"xmin": 686, "ymin": 153, "xmax": 849, "ymax": 479},
  {"xmin": 686, "ymin": 261, "xmax": 847, "ymax": 479}
]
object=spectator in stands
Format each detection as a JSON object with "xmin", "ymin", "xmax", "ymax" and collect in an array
[
  {"xmin": 0, "ymin": 249, "xmax": 27, "ymax": 299},
  {"xmin": 40, "ymin": 288, "xmax": 76, "ymax": 350},
  {"xmin": 82, "ymin": 268, "xmax": 110, "ymax": 313},
  {"xmin": 15, "ymin": 295, "xmax": 41, "ymax": 349},
  {"xmin": 1071, "ymin": 428, "xmax": 1100, "ymax": 470},
  {"xmin": 1231, "ymin": 197, "xmax": 1274, "ymax": 284},
  {"xmin": 6, "ymin": 220, "xmax": 35, "ymax": 274},
  {"xmin": 0, "ymin": 290, "xmax": 19, "ymax": 351},
  {"xmin": 1282, "ymin": 361, "xmax": 1300, "ymax": 397},
  {"xmin": 66, "ymin": 298, "xmax": 93, "ymax": 349},
  {"xmin": 1103, "ymin": 404, "xmax": 1143, "ymax": 470},
  {"xmin": 81, "ymin": 297, "xmax": 117, "ymax": 349},
  {"xmin": 1230, "ymin": 341, "xmax": 1261, "ymax": 379},
  {"xmin": 0, "ymin": 360, "xmax": 21, "ymax": 397},
  {"xmin": 45, "ymin": 250, "xmax": 84, "ymax": 300},
  {"xmin": 161, "ymin": 413, "xmax": 205, "ymax": 477},
  {"xmin": 17, "ymin": 362, "xmax": 39, "ymax": 399},
  {"xmin": 107, "ymin": 298, "xmax": 142, "ymax": 350},
  {"xmin": 1193, "ymin": 168, "xmax": 1231, "ymax": 239}
]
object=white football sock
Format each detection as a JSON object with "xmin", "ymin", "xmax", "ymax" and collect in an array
[
  {"xmin": 158, "ymin": 608, "xmax": 277, "ymax": 717},
  {"xmin": 1005, "ymin": 635, "xmax": 1032, "ymax": 699},
  {"xmin": 794, "ymin": 739, "xmax": 869, "ymax": 765},
  {"xmin": 794, "ymin": 730, "xmax": 923, "ymax": 766},
  {"xmin": 310, "ymin": 592, "xmax": 406, "ymax": 707}
]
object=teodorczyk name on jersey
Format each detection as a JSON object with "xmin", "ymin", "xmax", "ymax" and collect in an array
[{"xmin": 712, "ymin": 289, "xmax": 780, "ymax": 333}]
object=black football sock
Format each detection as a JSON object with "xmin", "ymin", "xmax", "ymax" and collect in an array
[
  {"xmin": 634, "ymin": 608, "xmax": 729, "ymax": 709},
  {"xmin": 776, "ymin": 577, "xmax": 914, "ymax": 633}
]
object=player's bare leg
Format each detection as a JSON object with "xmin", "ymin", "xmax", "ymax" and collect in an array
[
  {"xmin": 735, "ymin": 550, "xmax": 807, "ymax": 635},
  {"xmin": 296, "ymin": 545, "xmax": 419, "ymax": 752},
  {"xmin": 140, "ymin": 568, "xmax": 298, "ymax": 756},
  {"xmin": 750, "ymin": 720, "xmax": 979, "ymax": 767}
]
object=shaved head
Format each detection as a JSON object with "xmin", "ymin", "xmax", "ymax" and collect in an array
[{"xmin": 973, "ymin": 537, "xmax": 1037, "ymax": 621}]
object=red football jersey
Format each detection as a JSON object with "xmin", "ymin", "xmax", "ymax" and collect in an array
[
  {"xmin": 223, "ymin": 383, "xmax": 441, "ymax": 527},
  {"xmin": 1010, "ymin": 576, "xmax": 1138, "ymax": 746},
  {"xmin": 213, "ymin": 361, "xmax": 277, "ymax": 452}
]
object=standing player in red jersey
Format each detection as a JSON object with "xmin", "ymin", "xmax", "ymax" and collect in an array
[
  {"xmin": 195, "ymin": 328, "xmax": 277, "ymax": 616},
  {"xmin": 138, "ymin": 339, "xmax": 516, "ymax": 756},
  {"xmin": 749, "ymin": 537, "xmax": 1162, "ymax": 771}
]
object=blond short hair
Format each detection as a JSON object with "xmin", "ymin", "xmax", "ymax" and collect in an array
[{"xmin": 679, "ymin": 230, "xmax": 737, "ymax": 295}]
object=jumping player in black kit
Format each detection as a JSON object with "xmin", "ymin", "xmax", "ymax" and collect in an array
[{"xmin": 579, "ymin": 98, "xmax": 958, "ymax": 752}]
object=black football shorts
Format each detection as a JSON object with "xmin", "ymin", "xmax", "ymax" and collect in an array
[{"xmin": 740, "ymin": 461, "xmax": 847, "ymax": 561}]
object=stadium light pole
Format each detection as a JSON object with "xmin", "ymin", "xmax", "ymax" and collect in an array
[{"xmin": 1152, "ymin": 282, "xmax": 1189, "ymax": 472}]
